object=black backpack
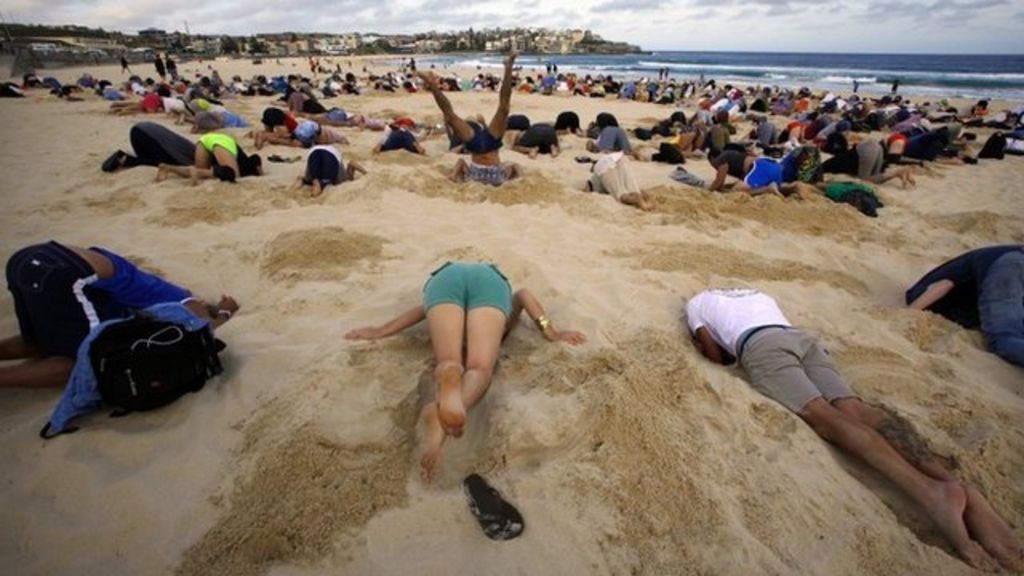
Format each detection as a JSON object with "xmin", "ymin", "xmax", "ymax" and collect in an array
[
  {"xmin": 978, "ymin": 132, "xmax": 1006, "ymax": 160},
  {"xmin": 90, "ymin": 316, "xmax": 224, "ymax": 414}
]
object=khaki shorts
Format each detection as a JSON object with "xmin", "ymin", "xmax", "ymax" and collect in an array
[{"xmin": 739, "ymin": 328, "xmax": 856, "ymax": 412}]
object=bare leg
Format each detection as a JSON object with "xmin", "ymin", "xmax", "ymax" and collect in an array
[
  {"xmin": 460, "ymin": 306, "xmax": 506, "ymax": 419},
  {"xmin": 310, "ymin": 180, "xmax": 324, "ymax": 198},
  {"xmin": 800, "ymin": 399, "xmax": 998, "ymax": 570},
  {"xmin": 487, "ymin": 52, "xmax": 517, "ymax": 139},
  {"xmin": 0, "ymin": 357, "xmax": 73, "ymax": 388},
  {"xmin": 505, "ymin": 163, "xmax": 520, "ymax": 181},
  {"xmin": 346, "ymin": 161, "xmax": 367, "ymax": 181},
  {"xmin": 837, "ymin": 398, "xmax": 1023, "ymax": 570},
  {"xmin": 450, "ymin": 158, "xmax": 469, "ymax": 183},
  {"xmin": 418, "ymin": 71, "xmax": 474, "ymax": 142},
  {"xmin": 426, "ymin": 304, "xmax": 466, "ymax": 434}
]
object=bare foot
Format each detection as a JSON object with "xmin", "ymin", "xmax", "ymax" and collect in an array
[
  {"xmin": 528, "ymin": 149, "xmax": 538, "ymax": 159},
  {"xmin": 925, "ymin": 481, "xmax": 1001, "ymax": 571},
  {"xmin": 419, "ymin": 405, "xmax": 447, "ymax": 484},
  {"xmin": 436, "ymin": 363, "xmax": 466, "ymax": 435},
  {"xmin": 964, "ymin": 485, "xmax": 1024, "ymax": 571},
  {"xmin": 155, "ymin": 165, "xmax": 169, "ymax": 182},
  {"xmin": 311, "ymin": 180, "xmax": 324, "ymax": 198}
]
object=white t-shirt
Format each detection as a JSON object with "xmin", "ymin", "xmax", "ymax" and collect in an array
[
  {"xmin": 686, "ymin": 289, "xmax": 791, "ymax": 356},
  {"xmin": 162, "ymin": 97, "xmax": 186, "ymax": 113}
]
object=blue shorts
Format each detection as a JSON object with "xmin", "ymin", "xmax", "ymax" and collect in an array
[
  {"xmin": 221, "ymin": 111, "xmax": 249, "ymax": 128},
  {"xmin": 745, "ymin": 158, "xmax": 783, "ymax": 188},
  {"xmin": 423, "ymin": 262, "xmax": 513, "ymax": 318},
  {"xmin": 464, "ymin": 123, "xmax": 503, "ymax": 154},
  {"xmin": 381, "ymin": 129, "xmax": 418, "ymax": 153},
  {"xmin": 6, "ymin": 242, "xmax": 124, "ymax": 357}
]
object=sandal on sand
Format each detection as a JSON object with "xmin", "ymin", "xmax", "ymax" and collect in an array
[
  {"xmin": 101, "ymin": 150, "xmax": 126, "ymax": 173},
  {"xmin": 464, "ymin": 474, "xmax": 524, "ymax": 541},
  {"xmin": 574, "ymin": 155, "xmax": 595, "ymax": 164},
  {"xmin": 267, "ymin": 154, "xmax": 301, "ymax": 163}
]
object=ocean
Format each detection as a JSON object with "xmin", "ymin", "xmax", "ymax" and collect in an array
[{"xmin": 421, "ymin": 51, "xmax": 1024, "ymax": 101}]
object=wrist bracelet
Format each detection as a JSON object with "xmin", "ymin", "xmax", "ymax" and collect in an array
[
  {"xmin": 535, "ymin": 314, "xmax": 551, "ymax": 331},
  {"xmin": 217, "ymin": 309, "xmax": 233, "ymax": 319}
]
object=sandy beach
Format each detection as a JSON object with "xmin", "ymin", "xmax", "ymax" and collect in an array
[{"xmin": 0, "ymin": 56, "xmax": 1021, "ymax": 576}]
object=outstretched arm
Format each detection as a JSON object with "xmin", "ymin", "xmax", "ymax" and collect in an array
[
  {"xmin": 508, "ymin": 288, "xmax": 586, "ymax": 344},
  {"xmin": 908, "ymin": 279, "xmax": 954, "ymax": 310},
  {"xmin": 345, "ymin": 305, "xmax": 426, "ymax": 340}
]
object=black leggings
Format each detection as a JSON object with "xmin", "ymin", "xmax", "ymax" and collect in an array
[{"xmin": 126, "ymin": 125, "xmax": 190, "ymax": 167}]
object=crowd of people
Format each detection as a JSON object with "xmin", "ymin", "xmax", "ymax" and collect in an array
[{"xmin": 2, "ymin": 50, "xmax": 1023, "ymax": 571}]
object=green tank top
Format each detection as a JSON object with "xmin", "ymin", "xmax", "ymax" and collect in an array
[{"xmin": 200, "ymin": 133, "xmax": 238, "ymax": 157}]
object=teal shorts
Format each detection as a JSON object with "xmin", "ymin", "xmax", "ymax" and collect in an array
[{"xmin": 423, "ymin": 262, "xmax": 513, "ymax": 317}]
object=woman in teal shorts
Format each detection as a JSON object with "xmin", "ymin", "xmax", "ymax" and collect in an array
[{"xmin": 345, "ymin": 261, "xmax": 586, "ymax": 482}]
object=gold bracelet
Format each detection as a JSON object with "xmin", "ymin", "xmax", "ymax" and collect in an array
[{"xmin": 535, "ymin": 315, "xmax": 551, "ymax": 331}]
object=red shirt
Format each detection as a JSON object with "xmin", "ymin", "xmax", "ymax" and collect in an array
[{"xmin": 141, "ymin": 92, "xmax": 163, "ymax": 113}]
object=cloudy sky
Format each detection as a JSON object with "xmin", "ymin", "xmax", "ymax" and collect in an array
[{"xmin": 5, "ymin": 0, "xmax": 1023, "ymax": 53}]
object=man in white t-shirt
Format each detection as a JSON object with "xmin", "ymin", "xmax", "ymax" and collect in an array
[{"xmin": 685, "ymin": 288, "xmax": 1022, "ymax": 571}]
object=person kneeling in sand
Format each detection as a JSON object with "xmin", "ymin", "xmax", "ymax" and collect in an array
[
  {"xmin": 584, "ymin": 152, "xmax": 654, "ymax": 211},
  {"xmin": 418, "ymin": 53, "xmax": 520, "ymax": 186},
  {"xmin": 907, "ymin": 245, "xmax": 1024, "ymax": 367},
  {"xmin": 292, "ymin": 144, "xmax": 366, "ymax": 197},
  {"xmin": 708, "ymin": 148, "xmax": 798, "ymax": 197},
  {"xmin": 1, "ymin": 242, "xmax": 238, "ymax": 389},
  {"xmin": 685, "ymin": 288, "xmax": 1022, "ymax": 571},
  {"xmin": 505, "ymin": 123, "xmax": 561, "ymax": 158},
  {"xmin": 157, "ymin": 133, "xmax": 263, "ymax": 184},
  {"xmin": 345, "ymin": 262, "xmax": 585, "ymax": 482}
]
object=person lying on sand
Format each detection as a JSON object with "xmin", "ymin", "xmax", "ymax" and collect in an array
[
  {"xmin": 292, "ymin": 144, "xmax": 366, "ymax": 198},
  {"xmin": 418, "ymin": 53, "xmax": 521, "ymax": 186},
  {"xmin": 157, "ymin": 133, "xmax": 263, "ymax": 184},
  {"xmin": 372, "ymin": 123, "xmax": 426, "ymax": 155},
  {"xmin": 907, "ymin": 245, "xmax": 1024, "ymax": 367},
  {"xmin": 707, "ymin": 148, "xmax": 799, "ymax": 197},
  {"xmin": 1, "ymin": 242, "xmax": 238, "ymax": 388},
  {"xmin": 685, "ymin": 288, "xmax": 1023, "ymax": 571},
  {"xmin": 583, "ymin": 153, "xmax": 654, "ymax": 211},
  {"xmin": 345, "ymin": 262, "xmax": 585, "ymax": 482},
  {"xmin": 101, "ymin": 122, "xmax": 196, "ymax": 173}
]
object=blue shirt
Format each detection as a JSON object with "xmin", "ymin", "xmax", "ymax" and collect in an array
[
  {"xmin": 90, "ymin": 247, "xmax": 192, "ymax": 309},
  {"xmin": 46, "ymin": 303, "xmax": 210, "ymax": 434}
]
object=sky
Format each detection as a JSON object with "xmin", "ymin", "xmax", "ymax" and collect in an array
[{"xmin": 4, "ymin": 0, "xmax": 1024, "ymax": 54}]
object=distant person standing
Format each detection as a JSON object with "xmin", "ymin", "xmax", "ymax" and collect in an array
[
  {"xmin": 891, "ymin": 78, "xmax": 900, "ymax": 95},
  {"xmin": 154, "ymin": 54, "xmax": 166, "ymax": 80},
  {"xmin": 166, "ymin": 55, "xmax": 178, "ymax": 80},
  {"xmin": 410, "ymin": 57, "xmax": 416, "ymax": 72},
  {"xmin": 120, "ymin": 54, "xmax": 131, "ymax": 75},
  {"xmin": 853, "ymin": 79, "xmax": 860, "ymax": 94}
]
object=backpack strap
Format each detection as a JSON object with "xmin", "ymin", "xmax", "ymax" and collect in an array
[{"xmin": 39, "ymin": 422, "xmax": 79, "ymax": 439}]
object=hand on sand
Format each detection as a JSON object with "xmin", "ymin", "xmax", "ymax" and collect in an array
[
  {"xmin": 345, "ymin": 326, "xmax": 385, "ymax": 340},
  {"xmin": 217, "ymin": 295, "xmax": 240, "ymax": 316},
  {"xmin": 546, "ymin": 328, "xmax": 587, "ymax": 345}
]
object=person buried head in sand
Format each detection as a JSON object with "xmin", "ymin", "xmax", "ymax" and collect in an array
[
  {"xmin": 685, "ymin": 288, "xmax": 1022, "ymax": 571},
  {"xmin": 907, "ymin": 244, "xmax": 1024, "ymax": 368},
  {"xmin": 345, "ymin": 261, "xmax": 586, "ymax": 482},
  {"xmin": 418, "ymin": 53, "xmax": 521, "ymax": 186},
  {"xmin": 1, "ymin": 242, "xmax": 239, "ymax": 389}
]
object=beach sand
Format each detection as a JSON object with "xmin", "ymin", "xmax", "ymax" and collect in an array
[{"xmin": 0, "ymin": 56, "xmax": 1021, "ymax": 576}]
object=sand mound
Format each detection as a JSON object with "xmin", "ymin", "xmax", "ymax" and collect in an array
[
  {"xmin": 260, "ymin": 227, "xmax": 386, "ymax": 282},
  {"xmin": 924, "ymin": 211, "xmax": 1024, "ymax": 243},
  {"xmin": 615, "ymin": 242, "xmax": 869, "ymax": 295},
  {"xmin": 149, "ymin": 184, "xmax": 294, "ymax": 228}
]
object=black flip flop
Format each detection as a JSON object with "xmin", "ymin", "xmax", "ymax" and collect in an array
[
  {"xmin": 464, "ymin": 473, "xmax": 524, "ymax": 541},
  {"xmin": 101, "ymin": 150, "xmax": 126, "ymax": 173},
  {"xmin": 574, "ymin": 155, "xmax": 595, "ymax": 164}
]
